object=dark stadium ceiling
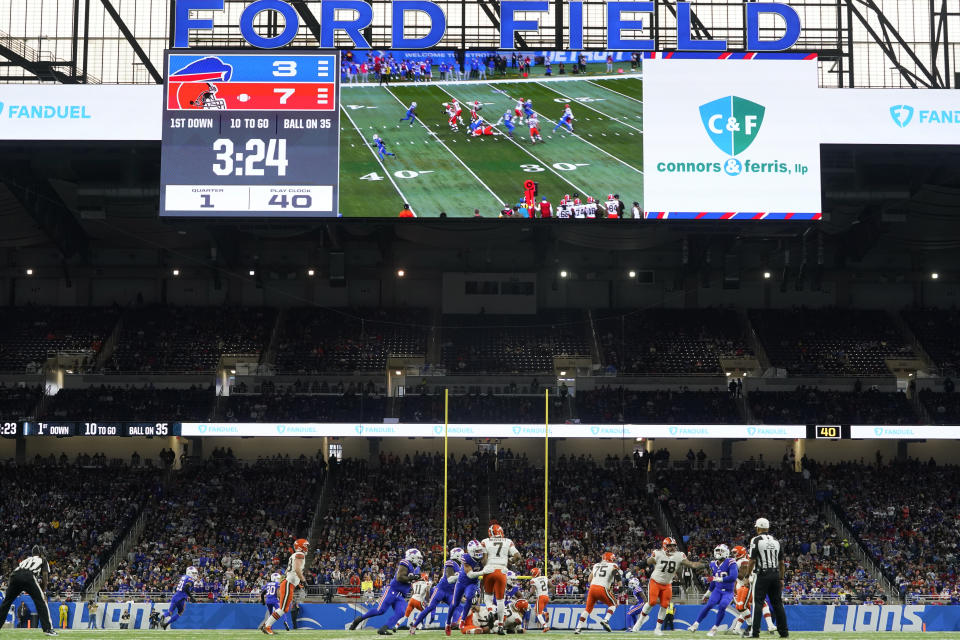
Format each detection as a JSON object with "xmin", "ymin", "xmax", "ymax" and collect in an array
[{"xmin": 0, "ymin": 141, "xmax": 959, "ymax": 271}]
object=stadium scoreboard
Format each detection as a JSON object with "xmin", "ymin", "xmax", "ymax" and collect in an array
[{"xmin": 160, "ymin": 50, "xmax": 340, "ymax": 218}]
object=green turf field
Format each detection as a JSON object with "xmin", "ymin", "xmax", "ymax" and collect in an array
[
  {"xmin": 338, "ymin": 73, "xmax": 644, "ymax": 218},
  {"xmin": 1, "ymin": 631, "xmax": 954, "ymax": 639}
]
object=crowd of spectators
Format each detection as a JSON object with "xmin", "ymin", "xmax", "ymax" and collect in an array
[
  {"xmin": 441, "ymin": 312, "xmax": 589, "ymax": 374},
  {"xmin": 749, "ymin": 386, "xmax": 919, "ymax": 425},
  {"xmin": 394, "ymin": 392, "xmax": 554, "ymax": 423},
  {"xmin": 275, "ymin": 308, "xmax": 427, "ymax": 374},
  {"xmin": 918, "ymin": 387, "xmax": 960, "ymax": 424},
  {"xmin": 657, "ymin": 465, "xmax": 882, "ymax": 603},
  {"xmin": 0, "ymin": 384, "xmax": 42, "ymax": 420},
  {"xmin": 903, "ymin": 308, "xmax": 960, "ymax": 376},
  {"xmin": 577, "ymin": 387, "xmax": 740, "ymax": 424},
  {"xmin": 0, "ymin": 460, "xmax": 164, "ymax": 597},
  {"xmin": 225, "ymin": 389, "xmax": 386, "ymax": 422},
  {"xmin": 103, "ymin": 457, "xmax": 326, "ymax": 599},
  {"xmin": 107, "ymin": 306, "xmax": 276, "ymax": 373},
  {"xmin": 596, "ymin": 308, "xmax": 751, "ymax": 375},
  {"xmin": 811, "ymin": 458, "xmax": 960, "ymax": 602},
  {"xmin": 41, "ymin": 385, "xmax": 214, "ymax": 422},
  {"xmin": 0, "ymin": 306, "xmax": 119, "ymax": 373},
  {"xmin": 750, "ymin": 307, "xmax": 913, "ymax": 376}
]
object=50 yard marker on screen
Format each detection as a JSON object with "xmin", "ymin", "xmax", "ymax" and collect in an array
[{"xmin": 160, "ymin": 49, "xmax": 340, "ymax": 218}]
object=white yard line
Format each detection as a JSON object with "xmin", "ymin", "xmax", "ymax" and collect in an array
[
  {"xmin": 384, "ymin": 87, "xmax": 505, "ymax": 208},
  {"xmin": 537, "ymin": 81, "xmax": 644, "ymax": 134},
  {"xmin": 587, "ymin": 79, "xmax": 644, "ymax": 105},
  {"xmin": 435, "ymin": 85, "xmax": 590, "ymax": 196},
  {"xmin": 341, "ymin": 106, "xmax": 414, "ymax": 216},
  {"xmin": 492, "ymin": 84, "xmax": 644, "ymax": 175}
]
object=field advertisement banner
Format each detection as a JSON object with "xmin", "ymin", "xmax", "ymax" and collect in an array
[{"xmin": 16, "ymin": 601, "xmax": 959, "ymax": 631}]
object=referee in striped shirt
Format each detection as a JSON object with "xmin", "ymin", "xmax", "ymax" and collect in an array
[{"xmin": 746, "ymin": 518, "xmax": 788, "ymax": 638}]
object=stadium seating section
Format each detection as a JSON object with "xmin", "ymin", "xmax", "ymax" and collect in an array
[
  {"xmin": 0, "ymin": 306, "xmax": 120, "ymax": 373},
  {"xmin": 813, "ymin": 460, "xmax": 960, "ymax": 600},
  {"xmin": 275, "ymin": 308, "xmax": 428, "ymax": 374},
  {"xmin": 441, "ymin": 311, "xmax": 589, "ymax": 374},
  {"xmin": 595, "ymin": 308, "xmax": 751, "ymax": 375},
  {"xmin": 903, "ymin": 308, "xmax": 960, "ymax": 375},
  {"xmin": 919, "ymin": 389, "xmax": 960, "ymax": 424},
  {"xmin": 0, "ymin": 384, "xmax": 42, "ymax": 420},
  {"xmin": 576, "ymin": 387, "xmax": 741, "ymax": 424},
  {"xmin": 0, "ymin": 461, "xmax": 164, "ymax": 595},
  {"xmin": 749, "ymin": 387, "xmax": 919, "ymax": 425},
  {"xmin": 661, "ymin": 467, "xmax": 883, "ymax": 601},
  {"xmin": 750, "ymin": 308, "xmax": 913, "ymax": 376},
  {"xmin": 41, "ymin": 386, "xmax": 214, "ymax": 422},
  {"xmin": 105, "ymin": 458, "xmax": 326, "ymax": 594},
  {"xmin": 107, "ymin": 306, "xmax": 276, "ymax": 373},
  {"xmin": 224, "ymin": 391, "xmax": 386, "ymax": 422}
]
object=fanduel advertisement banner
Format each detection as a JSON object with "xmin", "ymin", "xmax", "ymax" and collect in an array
[
  {"xmin": 0, "ymin": 85, "xmax": 161, "ymax": 141},
  {"xmin": 31, "ymin": 602, "xmax": 960, "ymax": 632},
  {"xmin": 643, "ymin": 58, "xmax": 822, "ymax": 219},
  {"xmin": 817, "ymin": 89, "xmax": 960, "ymax": 145},
  {"xmin": 179, "ymin": 422, "xmax": 807, "ymax": 438}
]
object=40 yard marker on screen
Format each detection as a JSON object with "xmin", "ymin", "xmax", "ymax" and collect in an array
[{"xmin": 160, "ymin": 49, "xmax": 341, "ymax": 218}]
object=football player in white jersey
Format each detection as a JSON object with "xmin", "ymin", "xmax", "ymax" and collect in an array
[
  {"xmin": 632, "ymin": 537, "xmax": 707, "ymax": 635},
  {"xmin": 503, "ymin": 599, "xmax": 529, "ymax": 633},
  {"xmin": 527, "ymin": 567, "xmax": 551, "ymax": 632},
  {"xmin": 397, "ymin": 573, "xmax": 432, "ymax": 630},
  {"xmin": 478, "ymin": 524, "xmax": 520, "ymax": 634},
  {"xmin": 574, "ymin": 552, "xmax": 621, "ymax": 634},
  {"xmin": 262, "ymin": 538, "xmax": 308, "ymax": 634}
]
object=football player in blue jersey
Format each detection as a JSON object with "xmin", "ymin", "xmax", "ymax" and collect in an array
[
  {"xmin": 351, "ymin": 548, "xmax": 425, "ymax": 635},
  {"xmin": 411, "ymin": 547, "xmax": 463, "ymax": 635},
  {"xmin": 553, "ymin": 105, "xmax": 575, "ymax": 133},
  {"xmin": 161, "ymin": 566, "xmax": 199, "ymax": 629},
  {"xmin": 689, "ymin": 545, "xmax": 738, "ymax": 637},
  {"xmin": 449, "ymin": 540, "xmax": 485, "ymax": 632},
  {"xmin": 260, "ymin": 572, "xmax": 290, "ymax": 632},
  {"xmin": 400, "ymin": 102, "xmax": 418, "ymax": 127},
  {"xmin": 373, "ymin": 134, "xmax": 396, "ymax": 160},
  {"xmin": 625, "ymin": 577, "xmax": 646, "ymax": 631}
]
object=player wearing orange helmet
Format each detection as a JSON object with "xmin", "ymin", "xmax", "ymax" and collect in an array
[
  {"xmin": 479, "ymin": 523, "xmax": 520, "ymax": 634},
  {"xmin": 574, "ymin": 552, "xmax": 620, "ymax": 634},
  {"xmin": 527, "ymin": 567, "xmax": 551, "ymax": 632},
  {"xmin": 260, "ymin": 538, "xmax": 309, "ymax": 635},
  {"xmin": 726, "ymin": 544, "xmax": 778, "ymax": 636},
  {"xmin": 631, "ymin": 538, "xmax": 706, "ymax": 635}
]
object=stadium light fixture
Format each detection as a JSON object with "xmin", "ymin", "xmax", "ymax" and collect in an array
[
  {"xmin": 249, "ymin": 270, "xmax": 256, "ymax": 276},
  {"xmin": 395, "ymin": 370, "xmax": 402, "ymax": 376},
  {"xmin": 763, "ymin": 271, "xmax": 772, "ymax": 279},
  {"xmin": 628, "ymin": 270, "xmax": 637, "ymax": 278},
  {"xmin": 560, "ymin": 370, "xmax": 567, "ymax": 376},
  {"xmin": 230, "ymin": 369, "xmax": 236, "ymax": 375},
  {"xmin": 25, "ymin": 268, "xmax": 33, "ymax": 276},
  {"xmin": 560, "ymin": 270, "xmax": 568, "ymax": 278},
  {"xmin": 397, "ymin": 269, "xmax": 406, "ymax": 277},
  {"xmin": 931, "ymin": 272, "xmax": 939, "ymax": 280},
  {"xmin": 172, "ymin": 269, "xmax": 180, "ymax": 277},
  {"xmin": 307, "ymin": 269, "xmax": 315, "ymax": 277}
]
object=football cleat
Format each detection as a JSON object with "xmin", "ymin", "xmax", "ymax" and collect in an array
[
  {"xmin": 351, "ymin": 616, "xmax": 363, "ymax": 630},
  {"xmin": 261, "ymin": 627, "xmax": 275, "ymax": 635},
  {"xmin": 601, "ymin": 620, "xmax": 612, "ymax": 632}
]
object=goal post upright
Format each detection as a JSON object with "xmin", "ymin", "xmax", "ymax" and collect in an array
[
  {"xmin": 544, "ymin": 387, "xmax": 549, "ymax": 575},
  {"xmin": 444, "ymin": 387, "xmax": 449, "ymax": 561}
]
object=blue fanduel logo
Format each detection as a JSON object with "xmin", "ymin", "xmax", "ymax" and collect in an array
[
  {"xmin": 890, "ymin": 105, "xmax": 960, "ymax": 128},
  {"xmin": 3, "ymin": 104, "xmax": 92, "ymax": 119},
  {"xmin": 747, "ymin": 427, "xmax": 757, "ymax": 436},
  {"xmin": 874, "ymin": 426, "xmax": 915, "ymax": 437}
]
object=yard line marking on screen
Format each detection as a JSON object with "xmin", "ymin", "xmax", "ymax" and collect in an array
[
  {"xmin": 536, "ymin": 81, "xmax": 644, "ymax": 134},
  {"xmin": 341, "ymin": 106, "xmax": 413, "ymax": 216}
]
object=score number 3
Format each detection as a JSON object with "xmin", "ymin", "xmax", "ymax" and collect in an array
[{"xmin": 212, "ymin": 138, "xmax": 288, "ymax": 177}]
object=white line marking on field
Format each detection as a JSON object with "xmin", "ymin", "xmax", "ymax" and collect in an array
[
  {"xmin": 537, "ymin": 81, "xmax": 644, "ymax": 134},
  {"xmin": 587, "ymin": 79, "xmax": 644, "ymax": 105},
  {"xmin": 495, "ymin": 84, "xmax": 644, "ymax": 175},
  {"xmin": 341, "ymin": 107, "xmax": 413, "ymax": 216},
  {"xmin": 384, "ymin": 88, "xmax": 504, "ymax": 207},
  {"xmin": 437, "ymin": 84, "xmax": 590, "ymax": 196}
]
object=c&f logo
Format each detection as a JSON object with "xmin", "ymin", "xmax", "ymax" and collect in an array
[
  {"xmin": 700, "ymin": 96, "xmax": 766, "ymax": 156},
  {"xmin": 890, "ymin": 105, "xmax": 914, "ymax": 128}
]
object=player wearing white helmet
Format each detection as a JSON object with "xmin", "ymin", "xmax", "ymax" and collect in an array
[
  {"xmin": 161, "ymin": 565, "xmax": 200, "ymax": 629},
  {"xmin": 625, "ymin": 577, "xmax": 645, "ymax": 632},
  {"xmin": 259, "ymin": 573, "xmax": 290, "ymax": 632},
  {"xmin": 479, "ymin": 524, "xmax": 520, "ymax": 635},
  {"xmin": 413, "ymin": 547, "xmax": 464, "ymax": 635},
  {"xmin": 632, "ymin": 538, "xmax": 707, "ymax": 635}
]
